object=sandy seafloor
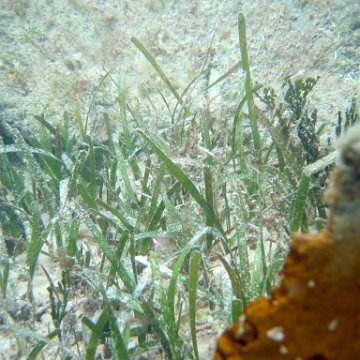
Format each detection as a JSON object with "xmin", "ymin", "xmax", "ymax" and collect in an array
[
  {"xmin": 1, "ymin": 0, "xmax": 359, "ymax": 138},
  {"xmin": 0, "ymin": 0, "xmax": 359, "ymax": 359}
]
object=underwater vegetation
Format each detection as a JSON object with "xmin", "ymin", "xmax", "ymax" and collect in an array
[{"xmin": 0, "ymin": 12, "xmax": 358, "ymax": 360}]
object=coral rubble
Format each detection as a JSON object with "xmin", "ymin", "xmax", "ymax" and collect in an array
[{"xmin": 215, "ymin": 123, "xmax": 360, "ymax": 359}]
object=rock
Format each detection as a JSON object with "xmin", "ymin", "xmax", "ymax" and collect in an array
[{"xmin": 215, "ymin": 124, "xmax": 360, "ymax": 359}]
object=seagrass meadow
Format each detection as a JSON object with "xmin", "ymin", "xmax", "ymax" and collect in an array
[{"xmin": 0, "ymin": 8, "xmax": 359, "ymax": 360}]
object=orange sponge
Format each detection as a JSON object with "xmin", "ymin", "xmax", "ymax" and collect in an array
[{"xmin": 215, "ymin": 125, "xmax": 360, "ymax": 359}]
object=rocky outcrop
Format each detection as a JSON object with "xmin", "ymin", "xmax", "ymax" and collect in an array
[{"xmin": 215, "ymin": 123, "xmax": 360, "ymax": 359}]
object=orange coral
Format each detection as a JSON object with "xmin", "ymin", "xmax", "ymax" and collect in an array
[{"xmin": 215, "ymin": 124, "xmax": 360, "ymax": 359}]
